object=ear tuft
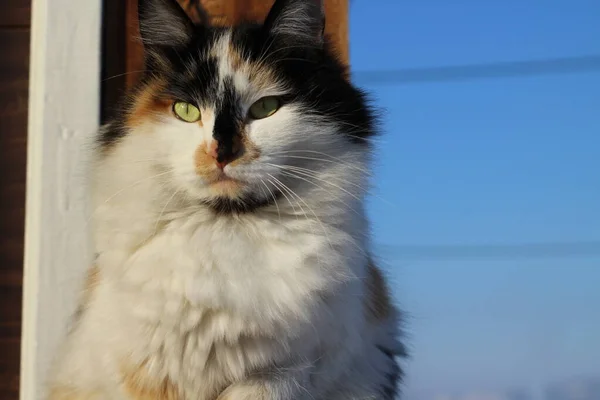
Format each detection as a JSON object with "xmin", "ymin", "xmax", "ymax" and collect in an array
[
  {"xmin": 263, "ymin": 0, "xmax": 325, "ymax": 44},
  {"xmin": 138, "ymin": 0, "xmax": 194, "ymax": 47}
]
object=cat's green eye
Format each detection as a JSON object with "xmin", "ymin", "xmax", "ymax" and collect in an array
[
  {"xmin": 249, "ymin": 96, "xmax": 281, "ymax": 120},
  {"xmin": 173, "ymin": 101, "xmax": 201, "ymax": 123}
]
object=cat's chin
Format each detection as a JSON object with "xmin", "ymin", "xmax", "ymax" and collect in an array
[
  {"xmin": 206, "ymin": 176, "xmax": 245, "ymax": 198},
  {"xmin": 200, "ymin": 193, "xmax": 277, "ymax": 215}
]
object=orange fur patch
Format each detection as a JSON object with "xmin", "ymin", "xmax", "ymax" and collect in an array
[
  {"xmin": 194, "ymin": 142, "xmax": 243, "ymax": 198},
  {"xmin": 193, "ymin": 133, "xmax": 260, "ymax": 198},
  {"xmin": 121, "ymin": 361, "xmax": 180, "ymax": 400},
  {"xmin": 69, "ymin": 266, "xmax": 101, "ymax": 332},
  {"xmin": 194, "ymin": 142, "xmax": 224, "ymax": 181},
  {"xmin": 225, "ymin": 41, "xmax": 280, "ymax": 92},
  {"xmin": 226, "ymin": 42, "xmax": 244, "ymax": 72},
  {"xmin": 82, "ymin": 266, "xmax": 100, "ymax": 305},
  {"xmin": 126, "ymin": 80, "xmax": 172, "ymax": 128},
  {"xmin": 365, "ymin": 262, "xmax": 393, "ymax": 321}
]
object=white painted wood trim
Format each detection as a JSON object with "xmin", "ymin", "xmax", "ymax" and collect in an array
[{"xmin": 21, "ymin": 0, "xmax": 102, "ymax": 397}]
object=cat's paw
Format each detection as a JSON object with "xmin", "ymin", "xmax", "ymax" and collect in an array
[{"xmin": 217, "ymin": 382, "xmax": 270, "ymax": 400}]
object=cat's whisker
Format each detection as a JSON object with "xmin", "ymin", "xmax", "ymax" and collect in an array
[
  {"xmin": 85, "ymin": 169, "xmax": 175, "ymax": 226},
  {"xmin": 268, "ymin": 173, "xmax": 335, "ymax": 252},
  {"xmin": 257, "ymin": 43, "xmax": 321, "ymax": 67},
  {"xmin": 302, "ymin": 113, "xmax": 386, "ymax": 144},
  {"xmin": 268, "ymin": 150, "xmax": 373, "ymax": 175},
  {"xmin": 267, "ymin": 175, "xmax": 330, "ymax": 268},
  {"xmin": 255, "ymin": 37, "xmax": 279, "ymax": 68},
  {"xmin": 344, "ymin": 134, "xmax": 386, "ymax": 144},
  {"xmin": 268, "ymin": 175, "xmax": 321, "ymax": 243},
  {"xmin": 273, "ymin": 164, "xmax": 370, "ymax": 197},
  {"xmin": 267, "ymin": 163, "xmax": 360, "ymax": 196},
  {"xmin": 103, "ymin": 170, "xmax": 175, "ymax": 206},
  {"xmin": 267, "ymin": 175, "xmax": 302, "ymax": 219},
  {"xmin": 272, "ymin": 170, "xmax": 371, "ymax": 263},
  {"xmin": 274, "ymin": 169, "xmax": 362, "ymax": 218},
  {"xmin": 274, "ymin": 58, "xmax": 319, "ymax": 64},
  {"xmin": 152, "ymin": 187, "xmax": 181, "ymax": 236},
  {"xmin": 269, "ymin": 163, "xmax": 395, "ymax": 208},
  {"xmin": 270, "ymin": 170, "xmax": 376, "ymax": 264},
  {"xmin": 268, "ymin": 154, "xmax": 372, "ymax": 176},
  {"xmin": 102, "ymin": 70, "xmax": 149, "ymax": 82},
  {"xmin": 259, "ymin": 179, "xmax": 281, "ymax": 221}
]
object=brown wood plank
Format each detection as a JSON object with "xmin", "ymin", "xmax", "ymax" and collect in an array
[
  {"xmin": 0, "ymin": 26, "xmax": 30, "ymax": 400},
  {"xmin": 125, "ymin": 0, "xmax": 145, "ymax": 88},
  {"xmin": 0, "ymin": 0, "xmax": 31, "ymax": 27},
  {"xmin": 101, "ymin": 0, "xmax": 128, "ymax": 122}
]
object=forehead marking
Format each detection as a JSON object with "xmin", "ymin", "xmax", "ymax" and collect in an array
[
  {"xmin": 205, "ymin": 31, "xmax": 285, "ymax": 104},
  {"xmin": 211, "ymin": 32, "xmax": 234, "ymax": 91},
  {"xmin": 208, "ymin": 31, "xmax": 253, "ymax": 100}
]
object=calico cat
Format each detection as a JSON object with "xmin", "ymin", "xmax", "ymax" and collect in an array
[{"xmin": 48, "ymin": 0, "xmax": 406, "ymax": 398}]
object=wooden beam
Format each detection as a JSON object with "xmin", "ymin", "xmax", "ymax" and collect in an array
[
  {"xmin": 0, "ymin": 2, "xmax": 30, "ymax": 398},
  {"xmin": 122, "ymin": 0, "xmax": 349, "ymax": 88},
  {"xmin": 22, "ymin": 0, "xmax": 101, "ymax": 397}
]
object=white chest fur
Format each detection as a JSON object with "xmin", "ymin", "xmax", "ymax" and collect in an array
[{"xmin": 85, "ymin": 205, "xmax": 368, "ymax": 399}]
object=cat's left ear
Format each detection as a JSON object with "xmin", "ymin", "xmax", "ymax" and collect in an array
[
  {"xmin": 138, "ymin": 0, "xmax": 194, "ymax": 47},
  {"xmin": 263, "ymin": 0, "xmax": 325, "ymax": 44}
]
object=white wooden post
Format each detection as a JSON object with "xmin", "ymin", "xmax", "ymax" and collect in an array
[{"xmin": 21, "ymin": 0, "xmax": 102, "ymax": 397}]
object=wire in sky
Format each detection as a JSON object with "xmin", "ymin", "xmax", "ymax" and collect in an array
[
  {"xmin": 352, "ymin": 54, "xmax": 600, "ymax": 85},
  {"xmin": 376, "ymin": 240, "xmax": 600, "ymax": 261}
]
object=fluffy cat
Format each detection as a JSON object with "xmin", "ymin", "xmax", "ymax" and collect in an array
[{"xmin": 47, "ymin": 0, "xmax": 406, "ymax": 398}]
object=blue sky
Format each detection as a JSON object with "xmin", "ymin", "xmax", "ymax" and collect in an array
[{"xmin": 349, "ymin": 1, "xmax": 600, "ymax": 399}]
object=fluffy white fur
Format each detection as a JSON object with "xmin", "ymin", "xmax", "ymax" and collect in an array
[{"xmin": 48, "ymin": 27, "xmax": 401, "ymax": 400}]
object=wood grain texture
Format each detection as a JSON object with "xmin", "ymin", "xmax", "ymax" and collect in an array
[
  {"xmin": 0, "ymin": 26, "xmax": 30, "ymax": 400},
  {"xmin": 0, "ymin": 0, "xmax": 31, "ymax": 27},
  {"xmin": 121, "ymin": 0, "xmax": 349, "ymax": 87}
]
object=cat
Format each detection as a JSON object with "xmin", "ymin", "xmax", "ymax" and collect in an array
[{"xmin": 47, "ymin": 0, "xmax": 406, "ymax": 399}]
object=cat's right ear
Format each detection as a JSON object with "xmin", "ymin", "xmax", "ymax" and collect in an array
[
  {"xmin": 263, "ymin": 0, "xmax": 325, "ymax": 45},
  {"xmin": 138, "ymin": 0, "xmax": 194, "ymax": 47}
]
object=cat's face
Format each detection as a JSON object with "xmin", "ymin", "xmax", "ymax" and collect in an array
[{"xmin": 101, "ymin": 0, "xmax": 375, "ymax": 214}]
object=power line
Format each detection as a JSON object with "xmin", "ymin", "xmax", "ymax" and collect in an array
[
  {"xmin": 352, "ymin": 54, "xmax": 600, "ymax": 85},
  {"xmin": 376, "ymin": 240, "xmax": 600, "ymax": 261}
]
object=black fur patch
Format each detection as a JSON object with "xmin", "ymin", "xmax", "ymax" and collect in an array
[
  {"xmin": 202, "ymin": 191, "xmax": 282, "ymax": 215},
  {"xmin": 100, "ymin": 1, "xmax": 376, "ymax": 148},
  {"xmin": 212, "ymin": 77, "xmax": 244, "ymax": 163},
  {"xmin": 377, "ymin": 345, "xmax": 404, "ymax": 400}
]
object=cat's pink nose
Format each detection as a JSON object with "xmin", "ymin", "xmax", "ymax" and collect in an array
[{"xmin": 207, "ymin": 139, "xmax": 240, "ymax": 169}]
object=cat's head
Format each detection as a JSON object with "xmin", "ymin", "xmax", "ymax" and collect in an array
[{"xmin": 100, "ymin": 0, "xmax": 376, "ymax": 215}]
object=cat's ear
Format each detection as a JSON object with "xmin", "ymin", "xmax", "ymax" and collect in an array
[
  {"xmin": 263, "ymin": 0, "xmax": 325, "ymax": 44},
  {"xmin": 138, "ymin": 0, "xmax": 194, "ymax": 47}
]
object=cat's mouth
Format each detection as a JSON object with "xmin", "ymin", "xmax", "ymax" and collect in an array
[
  {"xmin": 205, "ymin": 171, "xmax": 245, "ymax": 197},
  {"xmin": 210, "ymin": 170, "xmax": 242, "ymax": 183}
]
